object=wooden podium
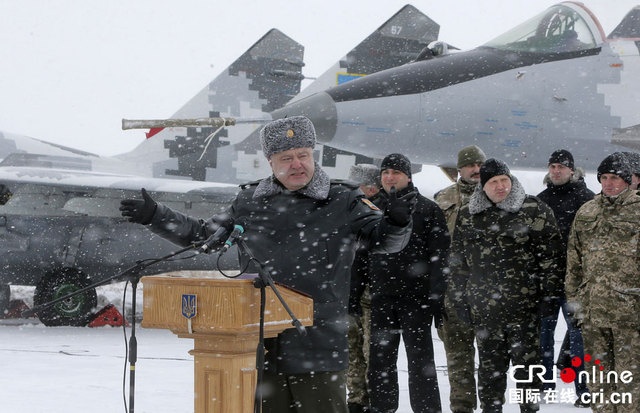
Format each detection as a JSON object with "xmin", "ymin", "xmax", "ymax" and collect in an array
[{"xmin": 141, "ymin": 271, "xmax": 314, "ymax": 413}]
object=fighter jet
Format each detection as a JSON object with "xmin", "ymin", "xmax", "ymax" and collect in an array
[
  {"xmin": 0, "ymin": 5, "xmax": 438, "ymax": 325},
  {"xmin": 271, "ymin": 2, "xmax": 640, "ymax": 172}
]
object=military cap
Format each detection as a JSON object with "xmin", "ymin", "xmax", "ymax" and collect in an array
[
  {"xmin": 457, "ymin": 145, "xmax": 486, "ymax": 169},
  {"xmin": 260, "ymin": 116, "xmax": 316, "ymax": 159}
]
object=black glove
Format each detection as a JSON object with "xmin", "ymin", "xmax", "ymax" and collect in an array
[
  {"xmin": 120, "ymin": 188, "xmax": 157, "ymax": 225},
  {"xmin": 385, "ymin": 186, "xmax": 417, "ymax": 226},
  {"xmin": 431, "ymin": 299, "xmax": 447, "ymax": 329}
]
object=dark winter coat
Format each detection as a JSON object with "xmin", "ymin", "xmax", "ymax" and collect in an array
[
  {"xmin": 146, "ymin": 167, "xmax": 412, "ymax": 374},
  {"xmin": 537, "ymin": 168, "xmax": 595, "ymax": 246},
  {"xmin": 368, "ymin": 184, "xmax": 449, "ymax": 308},
  {"xmin": 449, "ymin": 177, "xmax": 564, "ymax": 324},
  {"xmin": 348, "ymin": 191, "xmax": 384, "ymax": 317}
]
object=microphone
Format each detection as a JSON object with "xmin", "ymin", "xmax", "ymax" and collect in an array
[
  {"xmin": 218, "ymin": 218, "xmax": 247, "ymax": 257},
  {"xmin": 198, "ymin": 225, "xmax": 230, "ymax": 254}
]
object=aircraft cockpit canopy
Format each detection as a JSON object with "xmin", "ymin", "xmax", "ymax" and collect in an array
[{"xmin": 483, "ymin": 3, "xmax": 602, "ymax": 53}]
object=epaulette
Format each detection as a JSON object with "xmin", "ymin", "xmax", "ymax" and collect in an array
[
  {"xmin": 330, "ymin": 179, "xmax": 360, "ymax": 189},
  {"xmin": 239, "ymin": 180, "xmax": 261, "ymax": 190}
]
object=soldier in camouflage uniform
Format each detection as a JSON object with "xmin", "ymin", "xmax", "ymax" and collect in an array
[
  {"xmin": 347, "ymin": 164, "xmax": 381, "ymax": 413},
  {"xmin": 434, "ymin": 145, "xmax": 486, "ymax": 413},
  {"xmin": 449, "ymin": 159, "xmax": 563, "ymax": 413},
  {"xmin": 566, "ymin": 152, "xmax": 640, "ymax": 413}
]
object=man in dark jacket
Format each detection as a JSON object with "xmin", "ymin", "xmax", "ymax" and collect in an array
[
  {"xmin": 449, "ymin": 159, "xmax": 563, "ymax": 413},
  {"xmin": 120, "ymin": 116, "xmax": 415, "ymax": 413},
  {"xmin": 367, "ymin": 153, "xmax": 449, "ymax": 413},
  {"xmin": 536, "ymin": 149, "xmax": 594, "ymax": 406}
]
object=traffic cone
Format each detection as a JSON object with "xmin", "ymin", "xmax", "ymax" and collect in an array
[{"xmin": 88, "ymin": 304, "xmax": 130, "ymax": 327}]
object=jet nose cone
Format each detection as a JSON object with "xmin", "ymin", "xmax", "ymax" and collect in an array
[{"xmin": 270, "ymin": 92, "xmax": 337, "ymax": 143}]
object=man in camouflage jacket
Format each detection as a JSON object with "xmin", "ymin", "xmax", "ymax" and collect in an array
[
  {"xmin": 566, "ymin": 152, "xmax": 640, "ymax": 413},
  {"xmin": 449, "ymin": 159, "xmax": 563, "ymax": 413},
  {"xmin": 434, "ymin": 145, "xmax": 486, "ymax": 413}
]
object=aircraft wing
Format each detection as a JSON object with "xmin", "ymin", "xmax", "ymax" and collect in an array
[
  {"xmin": 0, "ymin": 166, "xmax": 239, "ymax": 214},
  {"xmin": 0, "ymin": 165, "xmax": 238, "ymax": 218}
]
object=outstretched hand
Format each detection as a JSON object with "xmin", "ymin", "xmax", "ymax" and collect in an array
[
  {"xmin": 385, "ymin": 186, "xmax": 417, "ymax": 226},
  {"xmin": 119, "ymin": 188, "xmax": 157, "ymax": 225}
]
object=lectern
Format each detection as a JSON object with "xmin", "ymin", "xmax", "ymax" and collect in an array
[{"xmin": 141, "ymin": 271, "xmax": 314, "ymax": 413}]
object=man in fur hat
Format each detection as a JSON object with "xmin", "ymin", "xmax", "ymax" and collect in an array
[
  {"xmin": 120, "ymin": 116, "xmax": 416, "ymax": 413},
  {"xmin": 566, "ymin": 152, "xmax": 640, "ymax": 412},
  {"xmin": 448, "ymin": 159, "xmax": 563, "ymax": 413},
  {"xmin": 536, "ymin": 149, "xmax": 594, "ymax": 407}
]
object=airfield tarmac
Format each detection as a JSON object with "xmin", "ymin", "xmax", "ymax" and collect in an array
[{"xmin": 0, "ymin": 283, "xmax": 582, "ymax": 412}]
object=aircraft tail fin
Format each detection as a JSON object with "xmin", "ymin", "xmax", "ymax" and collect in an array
[
  {"xmin": 608, "ymin": 6, "xmax": 640, "ymax": 39},
  {"xmin": 284, "ymin": 4, "xmax": 437, "ymax": 180},
  {"xmin": 116, "ymin": 29, "xmax": 304, "ymax": 182},
  {"xmin": 291, "ymin": 4, "xmax": 440, "ymax": 103}
]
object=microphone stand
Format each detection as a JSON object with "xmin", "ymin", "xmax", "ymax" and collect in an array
[
  {"xmin": 234, "ymin": 238, "xmax": 306, "ymax": 413},
  {"xmin": 23, "ymin": 243, "xmax": 203, "ymax": 413}
]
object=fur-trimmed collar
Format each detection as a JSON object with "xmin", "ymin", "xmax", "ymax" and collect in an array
[
  {"xmin": 253, "ymin": 163, "xmax": 330, "ymax": 200},
  {"xmin": 542, "ymin": 166, "xmax": 586, "ymax": 187},
  {"xmin": 469, "ymin": 175, "xmax": 527, "ymax": 214}
]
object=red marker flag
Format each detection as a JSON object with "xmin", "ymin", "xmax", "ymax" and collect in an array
[{"xmin": 146, "ymin": 127, "xmax": 164, "ymax": 139}]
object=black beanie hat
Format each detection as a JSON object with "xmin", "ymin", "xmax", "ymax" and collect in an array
[
  {"xmin": 548, "ymin": 149, "xmax": 575, "ymax": 170},
  {"xmin": 480, "ymin": 158, "xmax": 511, "ymax": 187},
  {"xmin": 597, "ymin": 152, "xmax": 632, "ymax": 185},
  {"xmin": 380, "ymin": 153, "xmax": 412, "ymax": 178}
]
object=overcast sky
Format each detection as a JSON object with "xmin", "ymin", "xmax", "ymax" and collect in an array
[{"xmin": 0, "ymin": 0, "xmax": 637, "ymax": 156}]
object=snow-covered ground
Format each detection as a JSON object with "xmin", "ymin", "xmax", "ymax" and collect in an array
[{"xmin": 1, "ymin": 283, "xmax": 582, "ymax": 413}]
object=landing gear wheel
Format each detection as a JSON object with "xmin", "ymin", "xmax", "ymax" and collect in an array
[
  {"xmin": 0, "ymin": 284, "xmax": 10, "ymax": 317},
  {"xmin": 34, "ymin": 269, "xmax": 97, "ymax": 326}
]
